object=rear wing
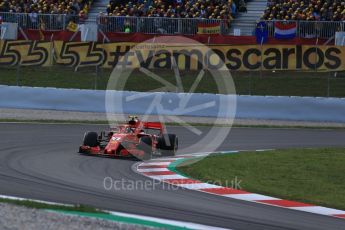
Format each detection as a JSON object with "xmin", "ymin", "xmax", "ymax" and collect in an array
[{"xmin": 138, "ymin": 122, "xmax": 164, "ymax": 131}]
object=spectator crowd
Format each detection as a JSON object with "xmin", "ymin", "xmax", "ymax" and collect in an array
[
  {"xmin": 1, "ymin": 0, "xmax": 344, "ymax": 22},
  {"xmin": 105, "ymin": 0, "xmax": 239, "ymax": 20},
  {"xmin": 0, "ymin": 0, "xmax": 91, "ymax": 17},
  {"xmin": 262, "ymin": 0, "xmax": 345, "ymax": 21}
]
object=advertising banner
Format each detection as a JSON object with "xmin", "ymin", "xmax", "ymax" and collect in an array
[
  {"xmin": 54, "ymin": 42, "xmax": 345, "ymax": 71},
  {"xmin": 1, "ymin": 40, "xmax": 344, "ymax": 71}
]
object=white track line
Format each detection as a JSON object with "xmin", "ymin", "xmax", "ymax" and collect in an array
[{"xmin": 109, "ymin": 211, "xmax": 230, "ymax": 230}]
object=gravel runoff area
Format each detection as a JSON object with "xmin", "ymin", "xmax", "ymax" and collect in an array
[
  {"xmin": 1, "ymin": 108, "xmax": 345, "ymax": 128},
  {"xmin": 0, "ymin": 203, "xmax": 156, "ymax": 230}
]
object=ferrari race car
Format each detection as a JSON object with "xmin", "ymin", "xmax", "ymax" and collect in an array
[{"xmin": 79, "ymin": 116, "xmax": 178, "ymax": 160}]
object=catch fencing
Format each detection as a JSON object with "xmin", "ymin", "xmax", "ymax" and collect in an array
[
  {"xmin": 98, "ymin": 16, "xmax": 227, "ymax": 35},
  {"xmin": 1, "ymin": 12, "xmax": 344, "ymax": 38},
  {"xmin": 0, "ymin": 12, "xmax": 79, "ymax": 31},
  {"xmin": 261, "ymin": 20, "xmax": 345, "ymax": 39},
  {"xmin": 0, "ymin": 12, "xmax": 227, "ymax": 35}
]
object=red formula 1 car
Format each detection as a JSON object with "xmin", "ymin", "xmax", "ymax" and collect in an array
[{"xmin": 79, "ymin": 116, "xmax": 178, "ymax": 160}]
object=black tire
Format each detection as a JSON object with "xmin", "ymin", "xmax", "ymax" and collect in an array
[
  {"xmin": 83, "ymin": 131, "xmax": 99, "ymax": 147},
  {"xmin": 138, "ymin": 136, "xmax": 152, "ymax": 160},
  {"xmin": 159, "ymin": 134, "xmax": 178, "ymax": 156}
]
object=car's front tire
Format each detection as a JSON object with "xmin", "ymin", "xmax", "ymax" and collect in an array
[{"xmin": 83, "ymin": 131, "xmax": 99, "ymax": 147}]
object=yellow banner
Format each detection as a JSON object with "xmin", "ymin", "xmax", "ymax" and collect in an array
[
  {"xmin": 0, "ymin": 40, "xmax": 51, "ymax": 66},
  {"xmin": 67, "ymin": 21, "xmax": 78, "ymax": 32},
  {"xmin": 53, "ymin": 42, "xmax": 345, "ymax": 71},
  {"xmin": 1, "ymin": 40, "xmax": 344, "ymax": 71}
]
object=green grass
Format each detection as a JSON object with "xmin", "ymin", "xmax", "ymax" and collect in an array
[
  {"xmin": 0, "ymin": 197, "xmax": 105, "ymax": 213},
  {"xmin": 178, "ymin": 148, "xmax": 345, "ymax": 211},
  {"xmin": 1, "ymin": 66, "xmax": 345, "ymax": 97},
  {"xmin": 0, "ymin": 66, "xmax": 111, "ymax": 90}
]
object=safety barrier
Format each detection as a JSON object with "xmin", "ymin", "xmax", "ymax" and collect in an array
[
  {"xmin": 261, "ymin": 20, "xmax": 345, "ymax": 39},
  {"xmin": 1, "ymin": 11, "xmax": 344, "ymax": 38},
  {"xmin": 98, "ymin": 16, "xmax": 226, "ymax": 35},
  {"xmin": 0, "ymin": 85, "xmax": 235, "ymax": 118},
  {"xmin": 0, "ymin": 12, "xmax": 79, "ymax": 31},
  {"xmin": 0, "ymin": 12, "xmax": 226, "ymax": 35},
  {"xmin": 1, "ymin": 85, "xmax": 345, "ymax": 123}
]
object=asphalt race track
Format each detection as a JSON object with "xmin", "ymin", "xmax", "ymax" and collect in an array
[{"xmin": 1, "ymin": 123, "xmax": 345, "ymax": 230}]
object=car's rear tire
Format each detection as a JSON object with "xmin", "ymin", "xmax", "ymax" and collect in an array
[
  {"xmin": 138, "ymin": 136, "xmax": 153, "ymax": 160},
  {"xmin": 159, "ymin": 134, "xmax": 178, "ymax": 156},
  {"xmin": 83, "ymin": 132, "xmax": 99, "ymax": 147}
]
